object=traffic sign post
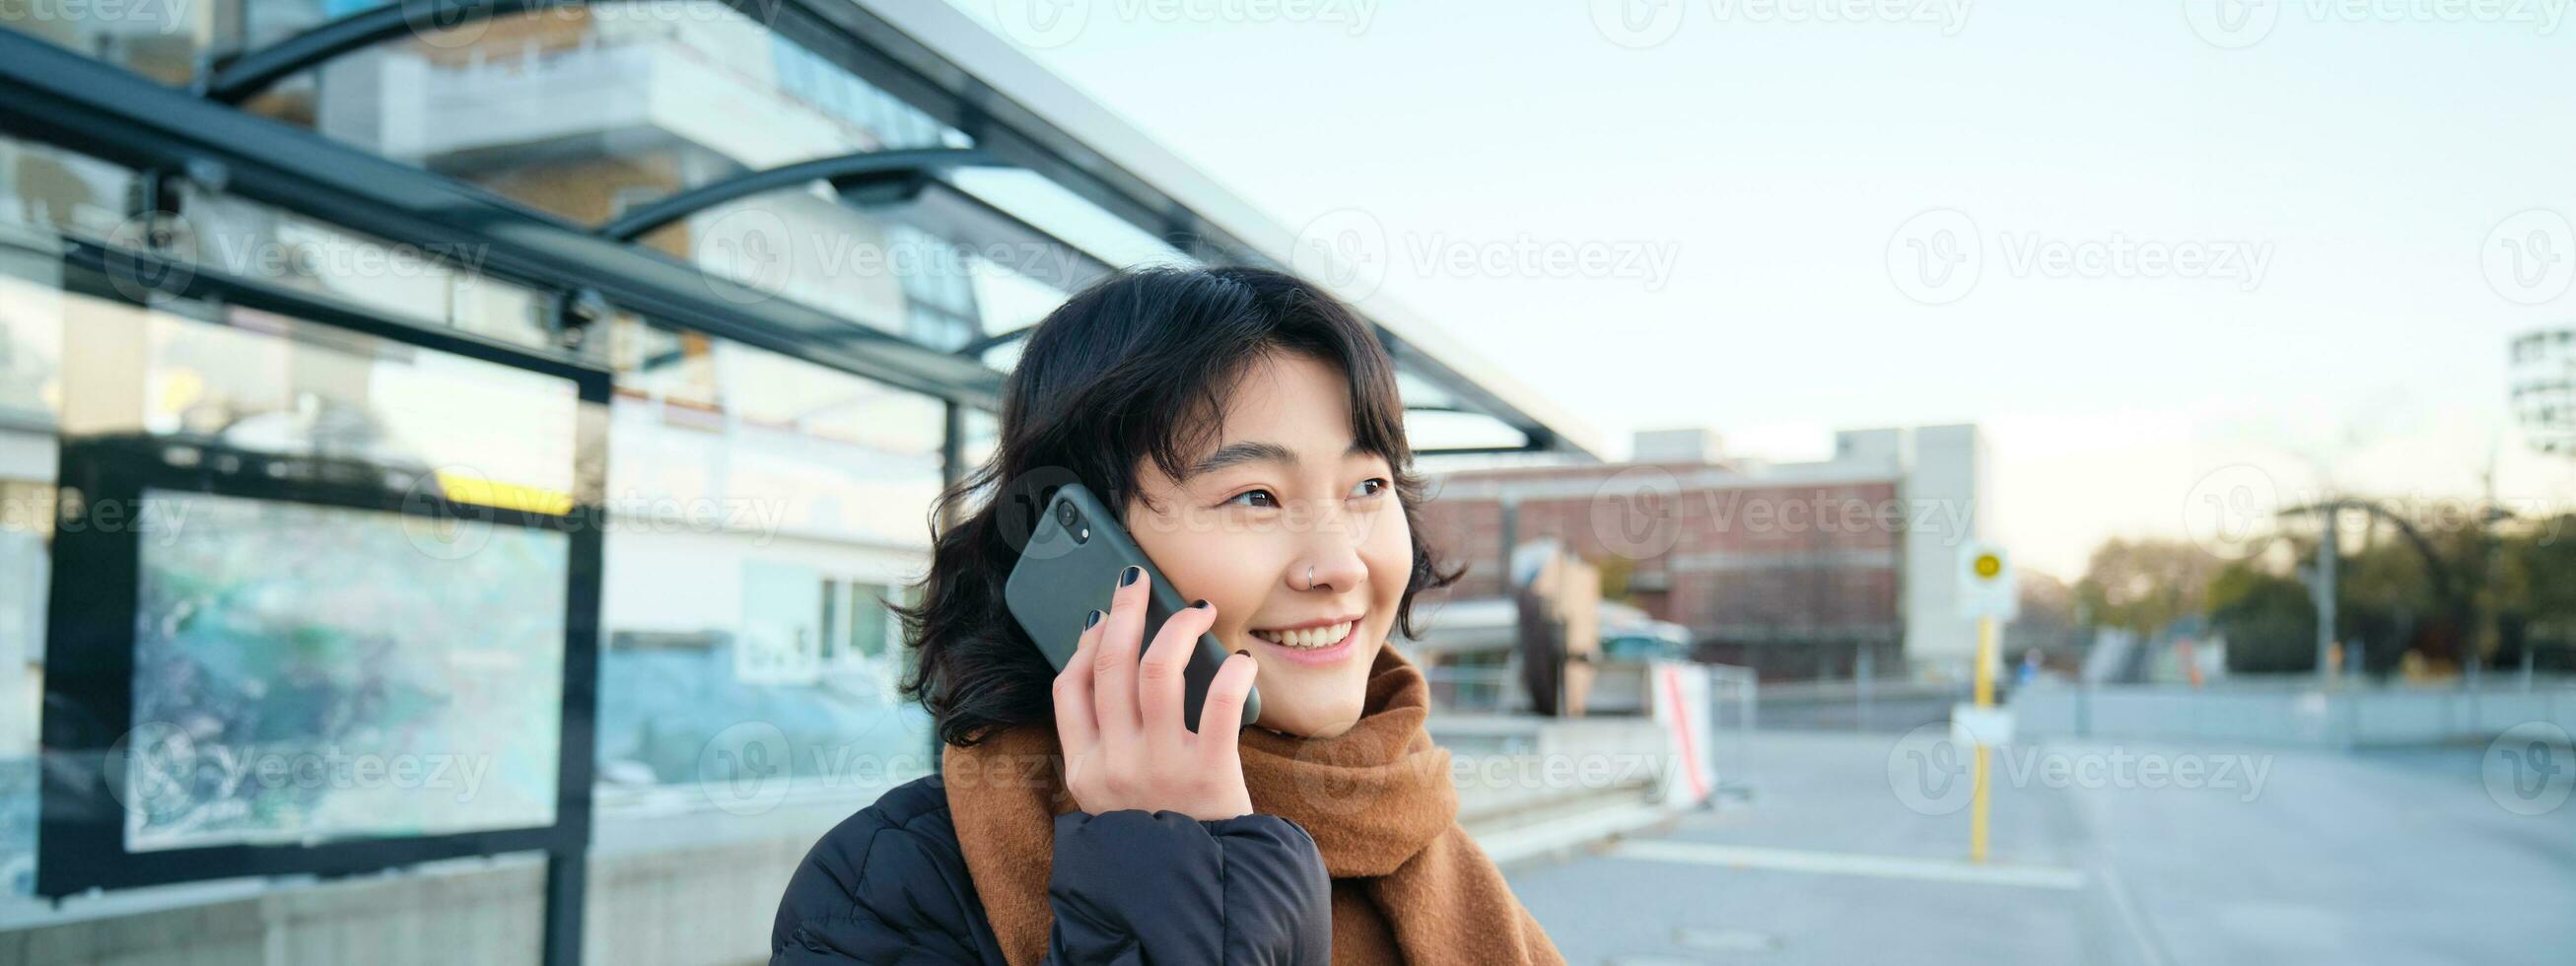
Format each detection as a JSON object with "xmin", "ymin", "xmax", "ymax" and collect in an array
[{"xmin": 1955, "ymin": 543, "xmax": 2015, "ymax": 863}]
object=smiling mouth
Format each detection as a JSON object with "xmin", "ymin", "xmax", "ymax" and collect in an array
[{"xmin": 1248, "ymin": 619, "xmax": 1357, "ymax": 650}]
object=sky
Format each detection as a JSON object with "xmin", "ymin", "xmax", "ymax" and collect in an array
[{"xmin": 943, "ymin": 0, "xmax": 2576, "ymax": 579}]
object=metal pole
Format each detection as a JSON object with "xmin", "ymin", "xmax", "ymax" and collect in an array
[
  {"xmin": 542, "ymin": 848, "xmax": 586, "ymax": 966},
  {"xmin": 2315, "ymin": 506, "xmax": 2338, "ymax": 687},
  {"xmin": 1856, "ymin": 647, "xmax": 1874, "ymax": 731},
  {"xmin": 1970, "ymin": 616, "xmax": 1995, "ymax": 864}
]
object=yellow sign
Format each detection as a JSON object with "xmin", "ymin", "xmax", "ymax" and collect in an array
[{"xmin": 1955, "ymin": 543, "xmax": 2016, "ymax": 621}]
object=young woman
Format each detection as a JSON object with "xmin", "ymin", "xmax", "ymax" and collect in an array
[{"xmin": 769, "ymin": 266, "xmax": 1565, "ymax": 965}]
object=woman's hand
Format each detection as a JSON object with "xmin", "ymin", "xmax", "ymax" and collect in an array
[{"xmin": 1052, "ymin": 565, "xmax": 1260, "ymax": 821}]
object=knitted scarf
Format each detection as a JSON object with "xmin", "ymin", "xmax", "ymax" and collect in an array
[{"xmin": 942, "ymin": 643, "xmax": 1566, "ymax": 966}]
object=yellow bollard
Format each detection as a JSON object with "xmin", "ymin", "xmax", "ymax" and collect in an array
[{"xmin": 1970, "ymin": 615, "xmax": 1994, "ymax": 863}]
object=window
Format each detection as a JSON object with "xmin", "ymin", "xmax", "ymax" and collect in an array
[{"xmin": 591, "ymin": 318, "xmax": 942, "ymax": 817}]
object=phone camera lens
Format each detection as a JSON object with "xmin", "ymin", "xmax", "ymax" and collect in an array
[{"xmin": 1056, "ymin": 501, "xmax": 1078, "ymax": 526}]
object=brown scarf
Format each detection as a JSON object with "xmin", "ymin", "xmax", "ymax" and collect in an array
[{"xmin": 943, "ymin": 644, "xmax": 1566, "ymax": 966}]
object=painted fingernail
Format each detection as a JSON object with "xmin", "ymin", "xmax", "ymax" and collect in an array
[
  {"xmin": 1190, "ymin": 598, "xmax": 1211, "ymax": 609},
  {"xmin": 1119, "ymin": 565, "xmax": 1143, "ymax": 586},
  {"xmin": 1233, "ymin": 649, "xmax": 1249, "ymax": 657},
  {"xmin": 1084, "ymin": 609, "xmax": 1103, "ymax": 629}
]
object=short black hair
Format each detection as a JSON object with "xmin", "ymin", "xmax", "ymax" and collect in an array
[{"xmin": 895, "ymin": 265, "xmax": 1462, "ymax": 747}]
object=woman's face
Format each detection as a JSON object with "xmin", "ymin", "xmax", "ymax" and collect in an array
[{"xmin": 1124, "ymin": 351, "xmax": 1412, "ymax": 739}]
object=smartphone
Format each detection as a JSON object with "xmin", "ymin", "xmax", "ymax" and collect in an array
[{"xmin": 1004, "ymin": 482, "xmax": 1261, "ymax": 732}]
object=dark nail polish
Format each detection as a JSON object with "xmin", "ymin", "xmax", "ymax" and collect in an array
[
  {"xmin": 1119, "ymin": 565, "xmax": 1143, "ymax": 586},
  {"xmin": 1190, "ymin": 598, "xmax": 1211, "ymax": 609},
  {"xmin": 1233, "ymin": 649, "xmax": 1249, "ymax": 657},
  {"xmin": 1084, "ymin": 609, "xmax": 1103, "ymax": 629}
]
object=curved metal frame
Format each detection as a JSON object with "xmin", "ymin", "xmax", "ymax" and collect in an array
[
  {"xmin": 205, "ymin": 0, "xmax": 575, "ymax": 103},
  {"xmin": 598, "ymin": 147, "xmax": 997, "ymax": 241}
]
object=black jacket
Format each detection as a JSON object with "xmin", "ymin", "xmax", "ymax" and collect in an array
[{"xmin": 770, "ymin": 774, "xmax": 1335, "ymax": 964}]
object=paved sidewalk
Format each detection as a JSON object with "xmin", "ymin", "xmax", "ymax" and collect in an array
[{"xmin": 1506, "ymin": 729, "xmax": 2576, "ymax": 966}]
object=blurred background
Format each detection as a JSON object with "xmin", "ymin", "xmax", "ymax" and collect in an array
[{"xmin": 1, "ymin": 1, "xmax": 2571, "ymax": 964}]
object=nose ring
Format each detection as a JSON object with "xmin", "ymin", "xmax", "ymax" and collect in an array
[{"xmin": 1303, "ymin": 565, "xmax": 1316, "ymax": 591}]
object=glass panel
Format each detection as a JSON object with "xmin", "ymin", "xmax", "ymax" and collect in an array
[
  {"xmin": 592, "ymin": 320, "xmax": 941, "ymax": 818},
  {"xmin": 0, "ymin": 243, "xmax": 57, "ymax": 898},
  {"xmin": 945, "ymin": 168, "xmax": 1195, "ymax": 270},
  {"xmin": 4, "ymin": 135, "xmax": 556, "ymax": 355},
  {"xmin": 0, "ymin": 224, "xmax": 596, "ymax": 892},
  {"xmin": 172, "ymin": 187, "xmax": 557, "ymax": 351},
  {"xmin": 0, "ymin": 139, "xmax": 140, "ymax": 244},
  {"xmin": 635, "ymin": 189, "xmax": 915, "ymax": 337},
  {"xmin": 236, "ymin": 2, "xmax": 969, "ymax": 226},
  {"xmin": 635, "ymin": 182, "xmax": 1081, "ymax": 355},
  {"xmin": 848, "ymin": 582, "xmax": 890, "ymax": 659}
]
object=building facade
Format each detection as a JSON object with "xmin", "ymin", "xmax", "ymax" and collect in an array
[{"xmin": 1420, "ymin": 425, "xmax": 1990, "ymax": 681}]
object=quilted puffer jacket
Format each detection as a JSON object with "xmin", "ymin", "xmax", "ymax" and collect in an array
[{"xmin": 770, "ymin": 773, "xmax": 1334, "ymax": 964}]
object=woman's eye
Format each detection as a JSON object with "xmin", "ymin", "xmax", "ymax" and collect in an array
[
  {"xmin": 1351, "ymin": 478, "xmax": 1390, "ymax": 499},
  {"xmin": 1223, "ymin": 489, "xmax": 1279, "ymax": 509}
]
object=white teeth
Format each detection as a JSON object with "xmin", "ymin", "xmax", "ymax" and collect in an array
[{"xmin": 1256, "ymin": 621, "xmax": 1352, "ymax": 649}]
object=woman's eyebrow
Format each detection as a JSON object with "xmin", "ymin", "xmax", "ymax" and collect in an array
[{"xmin": 1184, "ymin": 441, "xmax": 1370, "ymax": 479}]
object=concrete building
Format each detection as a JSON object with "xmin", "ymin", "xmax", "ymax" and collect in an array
[{"xmin": 1420, "ymin": 425, "xmax": 1992, "ymax": 680}]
